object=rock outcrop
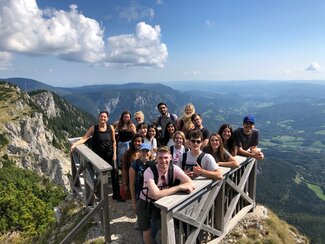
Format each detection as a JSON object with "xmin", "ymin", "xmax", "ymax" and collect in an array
[{"xmin": 1, "ymin": 85, "xmax": 70, "ymax": 190}]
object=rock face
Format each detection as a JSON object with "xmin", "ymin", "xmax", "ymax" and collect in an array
[
  {"xmin": 32, "ymin": 91, "xmax": 60, "ymax": 118},
  {"xmin": 2, "ymin": 88, "xmax": 70, "ymax": 190}
]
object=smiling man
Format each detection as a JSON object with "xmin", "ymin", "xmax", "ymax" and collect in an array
[
  {"xmin": 178, "ymin": 130, "xmax": 223, "ymax": 181},
  {"xmin": 137, "ymin": 146, "xmax": 195, "ymax": 244},
  {"xmin": 233, "ymin": 115, "xmax": 264, "ymax": 160}
]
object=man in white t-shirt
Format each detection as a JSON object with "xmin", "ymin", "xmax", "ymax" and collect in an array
[
  {"xmin": 137, "ymin": 146, "xmax": 195, "ymax": 244},
  {"xmin": 178, "ymin": 130, "xmax": 223, "ymax": 181}
]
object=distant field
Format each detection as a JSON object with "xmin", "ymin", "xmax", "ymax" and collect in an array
[
  {"xmin": 306, "ymin": 182, "xmax": 325, "ymax": 201},
  {"xmin": 315, "ymin": 130, "xmax": 325, "ymax": 136},
  {"xmin": 270, "ymin": 135, "xmax": 304, "ymax": 146}
]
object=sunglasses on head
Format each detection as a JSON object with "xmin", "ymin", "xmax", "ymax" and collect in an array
[{"xmin": 191, "ymin": 139, "xmax": 202, "ymax": 144}]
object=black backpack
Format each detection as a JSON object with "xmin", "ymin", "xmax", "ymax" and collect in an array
[
  {"xmin": 181, "ymin": 152, "xmax": 206, "ymax": 170},
  {"xmin": 157, "ymin": 113, "xmax": 177, "ymax": 127},
  {"xmin": 141, "ymin": 161, "xmax": 179, "ymax": 203},
  {"xmin": 136, "ymin": 159, "xmax": 155, "ymax": 198}
]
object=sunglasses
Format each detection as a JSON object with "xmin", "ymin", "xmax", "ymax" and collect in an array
[
  {"xmin": 191, "ymin": 139, "xmax": 202, "ymax": 144},
  {"xmin": 135, "ymin": 117, "xmax": 142, "ymax": 120}
]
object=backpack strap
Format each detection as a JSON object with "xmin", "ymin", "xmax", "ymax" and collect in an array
[
  {"xmin": 170, "ymin": 113, "xmax": 176, "ymax": 122},
  {"xmin": 181, "ymin": 152, "xmax": 188, "ymax": 169},
  {"xmin": 197, "ymin": 152, "xmax": 206, "ymax": 166},
  {"xmin": 150, "ymin": 164, "xmax": 159, "ymax": 185},
  {"xmin": 181, "ymin": 151, "xmax": 206, "ymax": 168},
  {"xmin": 170, "ymin": 145, "xmax": 174, "ymax": 156},
  {"xmin": 167, "ymin": 163, "xmax": 174, "ymax": 187}
]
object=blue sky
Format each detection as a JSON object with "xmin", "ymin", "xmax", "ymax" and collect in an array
[{"xmin": 0, "ymin": 0, "xmax": 324, "ymax": 87}]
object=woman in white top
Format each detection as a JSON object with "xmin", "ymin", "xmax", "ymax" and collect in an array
[
  {"xmin": 143, "ymin": 125, "xmax": 158, "ymax": 160},
  {"xmin": 170, "ymin": 131, "xmax": 187, "ymax": 165}
]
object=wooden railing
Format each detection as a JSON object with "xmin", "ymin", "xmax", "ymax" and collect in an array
[
  {"xmin": 60, "ymin": 138, "xmax": 112, "ymax": 244},
  {"xmin": 155, "ymin": 156, "xmax": 257, "ymax": 244},
  {"xmin": 63, "ymin": 138, "xmax": 256, "ymax": 244}
]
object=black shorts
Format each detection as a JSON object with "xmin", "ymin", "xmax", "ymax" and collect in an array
[{"xmin": 137, "ymin": 199, "xmax": 160, "ymax": 231}]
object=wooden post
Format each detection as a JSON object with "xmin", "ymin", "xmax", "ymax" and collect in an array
[
  {"xmin": 248, "ymin": 158, "xmax": 257, "ymax": 211},
  {"xmin": 215, "ymin": 180, "xmax": 225, "ymax": 232},
  {"xmin": 161, "ymin": 209, "xmax": 176, "ymax": 244},
  {"xmin": 101, "ymin": 171, "xmax": 111, "ymax": 242}
]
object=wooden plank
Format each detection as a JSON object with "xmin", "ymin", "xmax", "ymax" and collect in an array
[
  {"xmin": 225, "ymin": 179, "xmax": 253, "ymax": 205},
  {"xmin": 75, "ymin": 144, "xmax": 112, "ymax": 172},
  {"xmin": 248, "ymin": 159, "xmax": 257, "ymax": 211},
  {"xmin": 100, "ymin": 173, "xmax": 111, "ymax": 242},
  {"xmin": 60, "ymin": 201, "xmax": 103, "ymax": 244},
  {"xmin": 214, "ymin": 181, "xmax": 225, "ymax": 232},
  {"xmin": 169, "ymin": 182, "xmax": 222, "ymax": 242},
  {"xmin": 156, "ymin": 177, "xmax": 213, "ymax": 211},
  {"xmin": 161, "ymin": 210, "xmax": 176, "ymax": 244},
  {"xmin": 174, "ymin": 213, "xmax": 222, "ymax": 237},
  {"xmin": 208, "ymin": 205, "xmax": 254, "ymax": 244}
]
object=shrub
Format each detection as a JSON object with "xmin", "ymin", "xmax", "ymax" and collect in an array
[{"xmin": 0, "ymin": 166, "xmax": 67, "ymax": 237}]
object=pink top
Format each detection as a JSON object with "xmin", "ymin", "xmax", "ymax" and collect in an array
[{"xmin": 139, "ymin": 164, "xmax": 188, "ymax": 201}]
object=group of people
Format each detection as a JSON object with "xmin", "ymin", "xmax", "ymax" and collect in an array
[{"xmin": 71, "ymin": 102, "xmax": 264, "ymax": 244}]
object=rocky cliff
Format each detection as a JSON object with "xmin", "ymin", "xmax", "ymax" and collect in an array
[{"xmin": 0, "ymin": 82, "xmax": 94, "ymax": 190}]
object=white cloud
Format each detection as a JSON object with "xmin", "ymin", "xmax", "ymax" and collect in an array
[
  {"xmin": 106, "ymin": 22, "xmax": 168, "ymax": 67},
  {"xmin": 156, "ymin": 0, "xmax": 163, "ymax": 5},
  {"xmin": 118, "ymin": 2, "xmax": 154, "ymax": 22},
  {"xmin": 0, "ymin": 0, "xmax": 167, "ymax": 67},
  {"xmin": 283, "ymin": 67, "xmax": 304, "ymax": 74},
  {"xmin": 284, "ymin": 62, "xmax": 321, "ymax": 74},
  {"xmin": 0, "ymin": 51, "xmax": 13, "ymax": 70},
  {"xmin": 305, "ymin": 62, "xmax": 320, "ymax": 72}
]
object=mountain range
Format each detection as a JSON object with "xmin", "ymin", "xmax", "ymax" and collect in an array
[{"xmin": 2, "ymin": 77, "xmax": 325, "ymax": 243}]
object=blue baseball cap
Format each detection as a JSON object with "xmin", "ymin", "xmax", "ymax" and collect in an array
[
  {"xmin": 140, "ymin": 143, "xmax": 151, "ymax": 151},
  {"xmin": 243, "ymin": 115, "xmax": 255, "ymax": 124}
]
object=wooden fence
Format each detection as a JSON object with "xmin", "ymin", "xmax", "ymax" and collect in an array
[
  {"xmin": 155, "ymin": 156, "xmax": 256, "ymax": 244},
  {"xmin": 60, "ymin": 138, "xmax": 112, "ymax": 244}
]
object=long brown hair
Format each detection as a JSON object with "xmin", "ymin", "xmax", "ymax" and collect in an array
[
  {"xmin": 117, "ymin": 110, "xmax": 134, "ymax": 131},
  {"xmin": 205, "ymin": 133, "xmax": 225, "ymax": 161}
]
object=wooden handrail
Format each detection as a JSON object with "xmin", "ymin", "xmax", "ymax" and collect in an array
[
  {"xmin": 60, "ymin": 138, "xmax": 112, "ymax": 244},
  {"xmin": 155, "ymin": 156, "xmax": 257, "ymax": 244}
]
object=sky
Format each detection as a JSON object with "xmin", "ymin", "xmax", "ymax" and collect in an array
[{"xmin": 0, "ymin": 0, "xmax": 325, "ymax": 87}]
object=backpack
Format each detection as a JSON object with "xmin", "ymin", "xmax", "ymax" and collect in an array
[
  {"xmin": 181, "ymin": 152, "xmax": 206, "ymax": 170},
  {"xmin": 141, "ymin": 162, "xmax": 180, "ymax": 203},
  {"xmin": 157, "ymin": 113, "xmax": 177, "ymax": 127},
  {"xmin": 136, "ymin": 159, "xmax": 155, "ymax": 199}
]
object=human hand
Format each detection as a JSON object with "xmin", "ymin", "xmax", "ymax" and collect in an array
[
  {"xmin": 179, "ymin": 182, "xmax": 196, "ymax": 193},
  {"xmin": 70, "ymin": 144, "xmax": 76, "ymax": 153},
  {"xmin": 253, "ymin": 150, "xmax": 264, "ymax": 160},
  {"xmin": 193, "ymin": 165, "xmax": 203, "ymax": 177}
]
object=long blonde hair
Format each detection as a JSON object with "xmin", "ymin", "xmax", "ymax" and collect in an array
[{"xmin": 179, "ymin": 103, "xmax": 195, "ymax": 132}]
